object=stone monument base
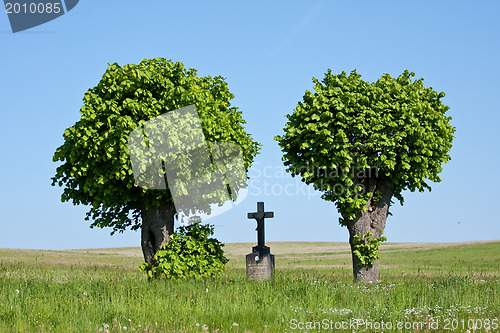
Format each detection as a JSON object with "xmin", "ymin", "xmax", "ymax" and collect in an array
[{"xmin": 246, "ymin": 252, "xmax": 275, "ymax": 280}]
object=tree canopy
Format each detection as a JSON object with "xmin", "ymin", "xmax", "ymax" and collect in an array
[
  {"xmin": 276, "ymin": 70, "xmax": 455, "ymax": 224},
  {"xmin": 52, "ymin": 58, "xmax": 260, "ymax": 234}
]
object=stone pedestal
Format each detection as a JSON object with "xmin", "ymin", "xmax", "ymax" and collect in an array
[{"xmin": 246, "ymin": 252, "xmax": 275, "ymax": 280}]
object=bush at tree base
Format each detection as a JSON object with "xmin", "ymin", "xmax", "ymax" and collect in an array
[{"xmin": 139, "ymin": 223, "xmax": 228, "ymax": 280}]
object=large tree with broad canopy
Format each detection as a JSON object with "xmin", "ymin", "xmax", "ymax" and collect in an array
[
  {"xmin": 275, "ymin": 69, "xmax": 455, "ymax": 282},
  {"xmin": 52, "ymin": 58, "xmax": 260, "ymax": 263}
]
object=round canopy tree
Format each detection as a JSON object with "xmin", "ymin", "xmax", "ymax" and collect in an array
[
  {"xmin": 52, "ymin": 58, "xmax": 260, "ymax": 263},
  {"xmin": 276, "ymin": 69, "xmax": 455, "ymax": 282}
]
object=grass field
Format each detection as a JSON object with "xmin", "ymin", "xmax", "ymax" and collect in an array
[{"xmin": 0, "ymin": 241, "xmax": 498, "ymax": 332}]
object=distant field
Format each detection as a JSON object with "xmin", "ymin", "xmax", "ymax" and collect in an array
[
  {"xmin": 0, "ymin": 241, "xmax": 499, "ymax": 332},
  {"xmin": 2, "ymin": 240, "xmax": 498, "ymax": 276}
]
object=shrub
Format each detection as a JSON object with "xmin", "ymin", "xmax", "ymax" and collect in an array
[{"xmin": 139, "ymin": 223, "xmax": 228, "ymax": 280}]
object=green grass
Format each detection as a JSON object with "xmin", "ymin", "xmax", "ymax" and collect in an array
[{"xmin": 0, "ymin": 241, "xmax": 499, "ymax": 332}]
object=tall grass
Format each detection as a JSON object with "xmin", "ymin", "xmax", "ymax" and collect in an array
[{"xmin": 0, "ymin": 241, "xmax": 498, "ymax": 332}]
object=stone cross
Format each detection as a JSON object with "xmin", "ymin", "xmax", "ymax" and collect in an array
[{"xmin": 248, "ymin": 202, "xmax": 274, "ymax": 254}]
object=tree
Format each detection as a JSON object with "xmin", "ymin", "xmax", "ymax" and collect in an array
[
  {"xmin": 52, "ymin": 58, "xmax": 260, "ymax": 264},
  {"xmin": 275, "ymin": 70, "xmax": 455, "ymax": 282}
]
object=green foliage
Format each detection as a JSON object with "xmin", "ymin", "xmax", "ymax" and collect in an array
[
  {"xmin": 52, "ymin": 58, "xmax": 260, "ymax": 233},
  {"xmin": 352, "ymin": 232, "xmax": 387, "ymax": 266},
  {"xmin": 139, "ymin": 223, "xmax": 228, "ymax": 280},
  {"xmin": 275, "ymin": 69, "xmax": 455, "ymax": 222}
]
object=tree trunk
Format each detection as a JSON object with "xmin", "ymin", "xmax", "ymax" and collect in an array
[
  {"xmin": 346, "ymin": 176, "xmax": 395, "ymax": 282},
  {"xmin": 140, "ymin": 200, "xmax": 176, "ymax": 264}
]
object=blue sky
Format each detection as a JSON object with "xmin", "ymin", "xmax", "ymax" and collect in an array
[{"xmin": 1, "ymin": 1, "xmax": 499, "ymax": 250}]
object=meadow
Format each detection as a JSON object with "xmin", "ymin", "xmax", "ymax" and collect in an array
[{"xmin": 0, "ymin": 241, "xmax": 498, "ymax": 332}]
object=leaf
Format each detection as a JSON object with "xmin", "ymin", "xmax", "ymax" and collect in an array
[
  {"xmin": 52, "ymin": 58, "xmax": 261, "ymax": 234},
  {"xmin": 275, "ymin": 68, "xmax": 454, "ymax": 222},
  {"xmin": 140, "ymin": 223, "xmax": 228, "ymax": 280}
]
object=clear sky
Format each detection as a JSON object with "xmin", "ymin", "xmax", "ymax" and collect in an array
[{"xmin": 1, "ymin": 1, "xmax": 499, "ymax": 250}]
